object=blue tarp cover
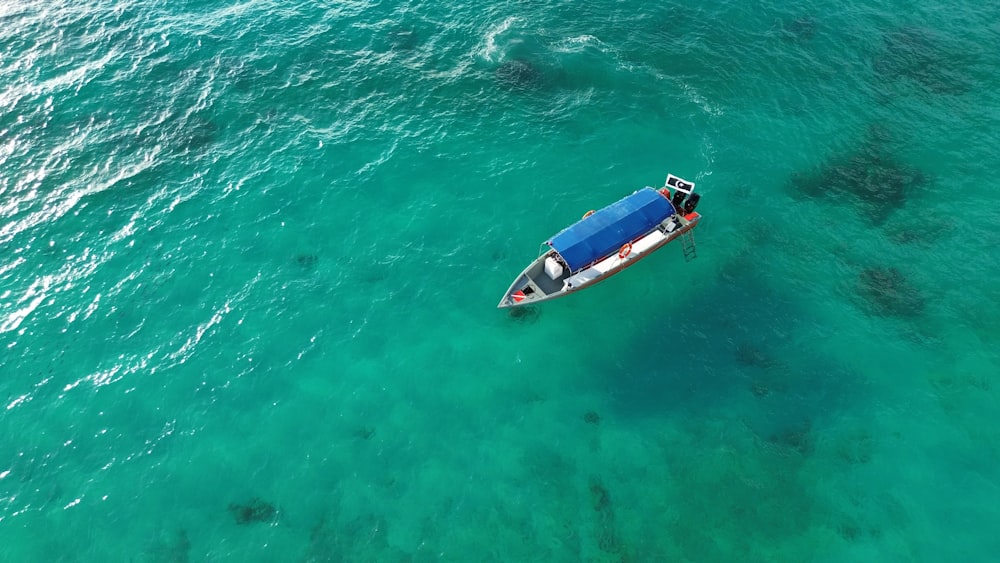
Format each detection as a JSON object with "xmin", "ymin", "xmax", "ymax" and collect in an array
[{"xmin": 548, "ymin": 187, "xmax": 675, "ymax": 271}]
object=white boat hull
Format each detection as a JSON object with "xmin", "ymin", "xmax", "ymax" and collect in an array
[{"xmin": 498, "ymin": 212, "xmax": 700, "ymax": 308}]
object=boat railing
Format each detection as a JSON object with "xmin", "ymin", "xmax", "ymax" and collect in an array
[{"xmin": 573, "ymin": 229, "xmax": 658, "ymax": 273}]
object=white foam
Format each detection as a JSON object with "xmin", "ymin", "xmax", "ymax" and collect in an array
[
  {"xmin": 478, "ymin": 16, "xmax": 520, "ymax": 63},
  {"xmin": 551, "ymin": 34, "xmax": 610, "ymax": 55}
]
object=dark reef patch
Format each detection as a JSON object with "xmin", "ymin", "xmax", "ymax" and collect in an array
[
  {"xmin": 508, "ymin": 305, "xmax": 540, "ymax": 323},
  {"xmin": 175, "ymin": 114, "xmax": 219, "ymax": 153},
  {"xmin": 857, "ymin": 266, "xmax": 925, "ymax": 318},
  {"xmin": 735, "ymin": 342, "xmax": 779, "ymax": 369},
  {"xmin": 787, "ymin": 126, "xmax": 926, "ymax": 223},
  {"xmin": 495, "ymin": 59, "xmax": 543, "ymax": 91},
  {"xmin": 388, "ymin": 26, "xmax": 419, "ymax": 51},
  {"xmin": 489, "ymin": 246, "xmax": 508, "ymax": 262},
  {"xmin": 884, "ymin": 217, "xmax": 953, "ymax": 246},
  {"xmin": 124, "ymin": 110, "xmax": 220, "ymax": 156},
  {"xmin": 295, "ymin": 254, "xmax": 319, "ymax": 269},
  {"xmin": 588, "ymin": 477, "xmax": 622, "ymax": 555},
  {"xmin": 766, "ymin": 419, "xmax": 814, "ymax": 456},
  {"xmin": 520, "ymin": 443, "xmax": 577, "ymax": 485},
  {"xmin": 778, "ymin": 16, "xmax": 818, "ymax": 42},
  {"xmin": 589, "ymin": 479, "xmax": 611, "ymax": 512},
  {"xmin": 306, "ymin": 512, "xmax": 397, "ymax": 560},
  {"xmin": 835, "ymin": 429, "xmax": 875, "ymax": 464},
  {"xmin": 836, "ymin": 515, "xmax": 883, "ymax": 543},
  {"xmin": 146, "ymin": 528, "xmax": 190, "ymax": 563},
  {"xmin": 583, "ymin": 410, "xmax": 601, "ymax": 425},
  {"xmin": 751, "ymin": 380, "xmax": 771, "ymax": 398},
  {"xmin": 228, "ymin": 497, "xmax": 278, "ymax": 525},
  {"xmin": 221, "ymin": 57, "xmax": 253, "ymax": 93},
  {"xmin": 873, "ymin": 26, "xmax": 973, "ymax": 95}
]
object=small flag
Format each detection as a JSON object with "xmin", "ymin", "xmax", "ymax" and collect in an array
[{"xmin": 666, "ymin": 174, "xmax": 695, "ymax": 193}]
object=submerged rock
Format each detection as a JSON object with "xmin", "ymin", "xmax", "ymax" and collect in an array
[
  {"xmin": 884, "ymin": 217, "xmax": 953, "ymax": 246},
  {"xmin": 767, "ymin": 419, "xmax": 814, "ymax": 456},
  {"xmin": 508, "ymin": 305, "xmax": 540, "ymax": 323},
  {"xmin": 787, "ymin": 126, "xmax": 926, "ymax": 222},
  {"xmin": 388, "ymin": 27, "xmax": 418, "ymax": 51},
  {"xmin": 588, "ymin": 477, "xmax": 622, "ymax": 554},
  {"xmin": 735, "ymin": 343, "xmax": 778, "ymax": 369},
  {"xmin": 857, "ymin": 266, "xmax": 925, "ymax": 317},
  {"xmin": 778, "ymin": 16, "xmax": 818, "ymax": 41},
  {"xmin": 176, "ymin": 115, "xmax": 218, "ymax": 153},
  {"xmin": 873, "ymin": 26, "xmax": 972, "ymax": 95},
  {"xmin": 590, "ymin": 479, "xmax": 611, "ymax": 512},
  {"xmin": 146, "ymin": 528, "xmax": 191, "ymax": 563},
  {"xmin": 295, "ymin": 254, "xmax": 319, "ymax": 269},
  {"xmin": 228, "ymin": 497, "xmax": 277, "ymax": 525},
  {"xmin": 751, "ymin": 380, "xmax": 770, "ymax": 398},
  {"xmin": 495, "ymin": 59, "xmax": 542, "ymax": 91}
]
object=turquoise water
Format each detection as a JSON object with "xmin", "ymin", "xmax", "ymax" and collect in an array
[{"xmin": 2, "ymin": 0, "xmax": 999, "ymax": 560}]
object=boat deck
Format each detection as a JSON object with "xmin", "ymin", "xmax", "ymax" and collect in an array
[{"xmin": 526, "ymin": 256, "xmax": 570, "ymax": 296}]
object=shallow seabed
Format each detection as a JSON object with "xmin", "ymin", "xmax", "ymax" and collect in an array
[{"xmin": 1, "ymin": 0, "xmax": 998, "ymax": 560}]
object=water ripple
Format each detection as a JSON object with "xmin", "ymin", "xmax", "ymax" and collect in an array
[{"xmin": 2, "ymin": 0, "xmax": 1000, "ymax": 559}]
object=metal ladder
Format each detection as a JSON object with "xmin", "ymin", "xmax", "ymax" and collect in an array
[{"xmin": 681, "ymin": 230, "xmax": 697, "ymax": 261}]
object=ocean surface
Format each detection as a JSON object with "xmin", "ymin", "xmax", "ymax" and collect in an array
[{"xmin": 2, "ymin": 0, "xmax": 999, "ymax": 560}]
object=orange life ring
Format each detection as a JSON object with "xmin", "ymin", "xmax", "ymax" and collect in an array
[
  {"xmin": 618, "ymin": 242, "xmax": 633, "ymax": 259},
  {"xmin": 583, "ymin": 210, "xmax": 595, "ymax": 219}
]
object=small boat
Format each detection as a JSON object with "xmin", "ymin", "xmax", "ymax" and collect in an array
[{"xmin": 498, "ymin": 174, "xmax": 702, "ymax": 308}]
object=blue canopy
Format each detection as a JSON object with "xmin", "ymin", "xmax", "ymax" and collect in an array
[{"xmin": 548, "ymin": 187, "xmax": 676, "ymax": 272}]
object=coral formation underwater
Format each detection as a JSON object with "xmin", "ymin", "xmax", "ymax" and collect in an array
[
  {"xmin": 787, "ymin": 126, "xmax": 926, "ymax": 223},
  {"xmin": 295, "ymin": 254, "xmax": 319, "ymax": 269},
  {"xmin": 589, "ymin": 478, "xmax": 623, "ymax": 556},
  {"xmin": 857, "ymin": 266, "xmax": 926, "ymax": 317},
  {"xmin": 873, "ymin": 26, "xmax": 974, "ymax": 95},
  {"xmin": 227, "ymin": 498, "xmax": 278, "ymax": 525},
  {"xmin": 735, "ymin": 343, "xmax": 779, "ymax": 369},
  {"xmin": 508, "ymin": 305, "xmax": 540, "ymax": 323},
  {"xmin": 778, "ymin": 16, "xmax": 818, "ymax": 42},
  {"xmin": 495, "ymin": 59, "xmax": 543, "ymax": 91}
]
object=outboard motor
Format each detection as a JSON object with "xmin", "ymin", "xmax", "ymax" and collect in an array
[
  {"xmin": 683, "ymin": 192, "xmax": 701, "ymax": 214},
  {"xmin": 671, "ymin": 189, "xmax": 687, "ymax": 208}
]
